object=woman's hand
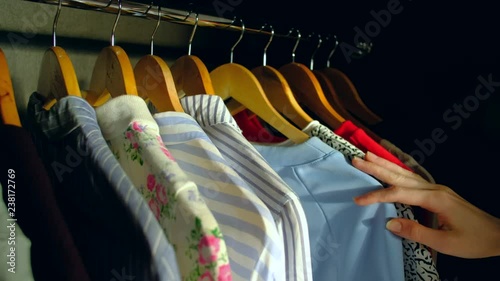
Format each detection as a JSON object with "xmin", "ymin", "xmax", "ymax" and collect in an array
[{"xmin": 352, "ymin": 152, "xmax": 500, "ymax": 259}]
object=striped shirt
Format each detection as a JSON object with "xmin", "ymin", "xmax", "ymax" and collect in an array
[
  {"xmin": 180, "ymin": 95, "xmax": 313, "ymax": 281},
  {"xmin": 153, "ymin": 111, "xmax": 285, "ymax": 281},
  {"xmin": 27, "ymin": 93, "xmax": 181, "ymax": 281}
]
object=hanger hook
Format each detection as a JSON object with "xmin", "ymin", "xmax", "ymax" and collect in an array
[
  {"xmin": 188, "ymin": 12, "xmax": 199, "ymax": 56},
  {"xmin": 143, "ymin": 1, "xmax": 154, "ymax": 16},
  {"xmin": 224, "ymin": 16, "xmax": 237, "ymax": 29},
  {"xmin": 181, "ymin": 9, "xmax": 192, "ymax": 22},
  {"xmin": 229, "ymin": 18, "xmax": 245, "ymax": 63},
  {"xmin": 110, "ymin": 0, "xmax": 123, "ymax": 46},
  {"xmin": 309, "ymin": 33, "xmax": 322, "ymax": 70},
  {"xmin": 150, "ymin": 3, "xmax": 162, "ymax": 55},
  {"xmin": 326, "ymin": 35, "xmax": 339, "ymax": 68},
  {"xmin": 259, "ymin": 23, "xmax": 274, "ymax": 66},
  {"xmin": 287, "ymin": 28, "xmax": 301, "ymax": 63},
  {"xmin": 103, "ymin": 0, "xmax": 113, "ymax": 8},
  {"xmin": 52, "ymin": 0, "xmax": 63, "ymax": 47}
]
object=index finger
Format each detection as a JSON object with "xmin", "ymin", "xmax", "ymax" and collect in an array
[
  {"xmin": 352, "ymin": 157, "xmax": 425, "ymax": 189},
  {"xmin": 353, "ymin": 185, "xmax": 445, "ymax": 214},
  {"xmin": 365, "ymin": 152, "xmax": 427, "ymax": 183}
]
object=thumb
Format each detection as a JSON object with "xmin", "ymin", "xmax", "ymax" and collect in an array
[{"xmin": 386, "ymin": 218, "xmax": 448, "ymax": 253}]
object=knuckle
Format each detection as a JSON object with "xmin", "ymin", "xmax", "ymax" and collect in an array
[
  {"xmin": 433, "ymin": 187, "xmax": 449, "ymax": 200},
  {"xmin": 435, "ymin": 184, "xmax": 450, "ymax": 191},
  {"xmin": 430, "ymin": 187, "xmax": 453, "ymax": 209},
  {"xmin": 391, "ymin": 185, "xmax": 404, "ymax": 194},
  {"xmin": 382, "ymin": 186, "xmax": 402, "ymax": 201},
  {"xmin": 408, "ymin": 223, "xmax": 423, "ymax": 241},
  {"xmin": 420, "ymin": 188, "xmax": 434, "ymax": 201},
  {"xmin": 388, "ymin": 172, "xmax": 406, "ymax": 184}
]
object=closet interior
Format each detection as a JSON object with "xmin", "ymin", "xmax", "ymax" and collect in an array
[{"xmin": 1, "ymin": 1, "xmax": 499, "ymax": 281}]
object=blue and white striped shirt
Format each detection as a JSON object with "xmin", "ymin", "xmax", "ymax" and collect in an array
[
  {"xmin": 153, "ymin": 110, "xmax": 285, "ymax": 281},
  {"xmin": 179, "ymin": 95, "xmax": 313, "ymax": 281},
  {"xmin": 28, "ymin": 93, "xmax": 181, "ymax": 281}
]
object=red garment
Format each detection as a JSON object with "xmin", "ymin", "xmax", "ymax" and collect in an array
[
  {"xmin": 233, "ymin": 109, "xmax": 288, "ymax": 143},
  {"xmin": 334, "ymin": 120, "xmax": 412, "ymax": 171}
]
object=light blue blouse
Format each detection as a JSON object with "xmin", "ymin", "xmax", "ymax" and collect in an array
[{"xmin": 253, "ymin": 137, "xmax": 405, "ymax": 281}]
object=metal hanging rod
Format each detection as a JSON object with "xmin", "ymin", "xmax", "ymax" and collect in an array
[
  {"xmin": 20, "ymin": 0, "xmax": 373, "ymax": 59},
  {"xmin": 20, "ymin": 0, "xmax": 310, "ymax": 40}
]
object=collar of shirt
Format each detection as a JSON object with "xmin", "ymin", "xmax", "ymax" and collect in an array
[
  {"xmin": 95, "ymin": 95, "xmax": 160, "ymax": 141},
  {"xmin": 153, "ymin": 111, "xmax": 214, "ymax": 143},
  {"xmin": 254, "ymin": 137, "xmax": 338, "ymax": 167},
  {"xmin": 179, "ymin": 94, "xmax": 242, "ymax": 133},
  {"xmin": 28, "ymin": 92, "xmax": 95, "ymax": 140}
]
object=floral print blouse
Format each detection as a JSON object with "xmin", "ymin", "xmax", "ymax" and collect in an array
[{"xmin": 96, "ymin": 95, "xmax": 232, "ymax": 281}]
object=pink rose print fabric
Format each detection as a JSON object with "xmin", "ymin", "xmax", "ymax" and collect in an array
[{"xmin": 96, "ymin": 96, "xmax": 232, "ymax": 281}]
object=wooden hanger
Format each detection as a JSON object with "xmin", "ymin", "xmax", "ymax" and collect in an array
[
  {"xmin": 313, "ymin": 70, "xmax": 355, "ymax": 121},
  {"xmin": 314, "ymin": 36, "xmax": 382, "ymax": 141},
  {"xmin": 321, "ymin": 68, "xmax": 382, "ymax": 126},
  {"xmin": 37, "ymin": 0, "xmax": 81, "ymax": 110},
  {"xmin": 211, "ymin": 19, "xmax": 308, "ymax": 143},
  {"xmin": 134, "ymin": 4, "xmax": 183, "ymax": 112},
  {"xmin": 85, "ymin": 0, "xmax": 137, "ymax": 107},
  {"xmin": 312, "ymin": 36, "xmax": 355, "ymax": 122},
  {"xmin": 279, "ymin": 31, "xmax": 345, "ymax": 130},
  {"xmin": 0, "ymin": 49, "xmax": 22, "ymax": 127},
  {"xmin": 320, "ymin": 36, "xmax": 382, "ymax": 125},
  {"xmin": 253, "ymin": 66, "xmax": 313, "ymax": 129},
  {"xmin": 315, "ymin": 69, "xmax": 382, "ymax": 141},
  {"xmin": 251, "ymin": 24, "xmax": 312, "ymax": 129},
  {"xmin": 170, "ymin": 13, "xmax": 215, "ymax": 96}
]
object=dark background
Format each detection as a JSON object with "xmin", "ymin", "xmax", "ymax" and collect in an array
[{"xmin": 148, "ymin": 0, "xmax": 499, "ymax": 279}]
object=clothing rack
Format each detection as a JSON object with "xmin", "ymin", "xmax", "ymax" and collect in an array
[
  {"xmin": 20, "ymin": 0, "xmax": 372, "ymax": 57},
  {"xmin": 19, "ymin": 0, "xmax": 289, "ymax": 37}
]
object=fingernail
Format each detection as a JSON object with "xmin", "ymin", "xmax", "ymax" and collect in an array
[
  {"xmin": 352, "ymin": 157, "xmax": 363, "ymax": 163},
  {"xmin": 386, "ymin": 220, "xmax": 402, "ymax": 233}
]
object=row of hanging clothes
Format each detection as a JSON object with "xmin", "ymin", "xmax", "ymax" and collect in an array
[{"xmin": 1, "ymin": 1, "xmax": 440, "ymax": 281}]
